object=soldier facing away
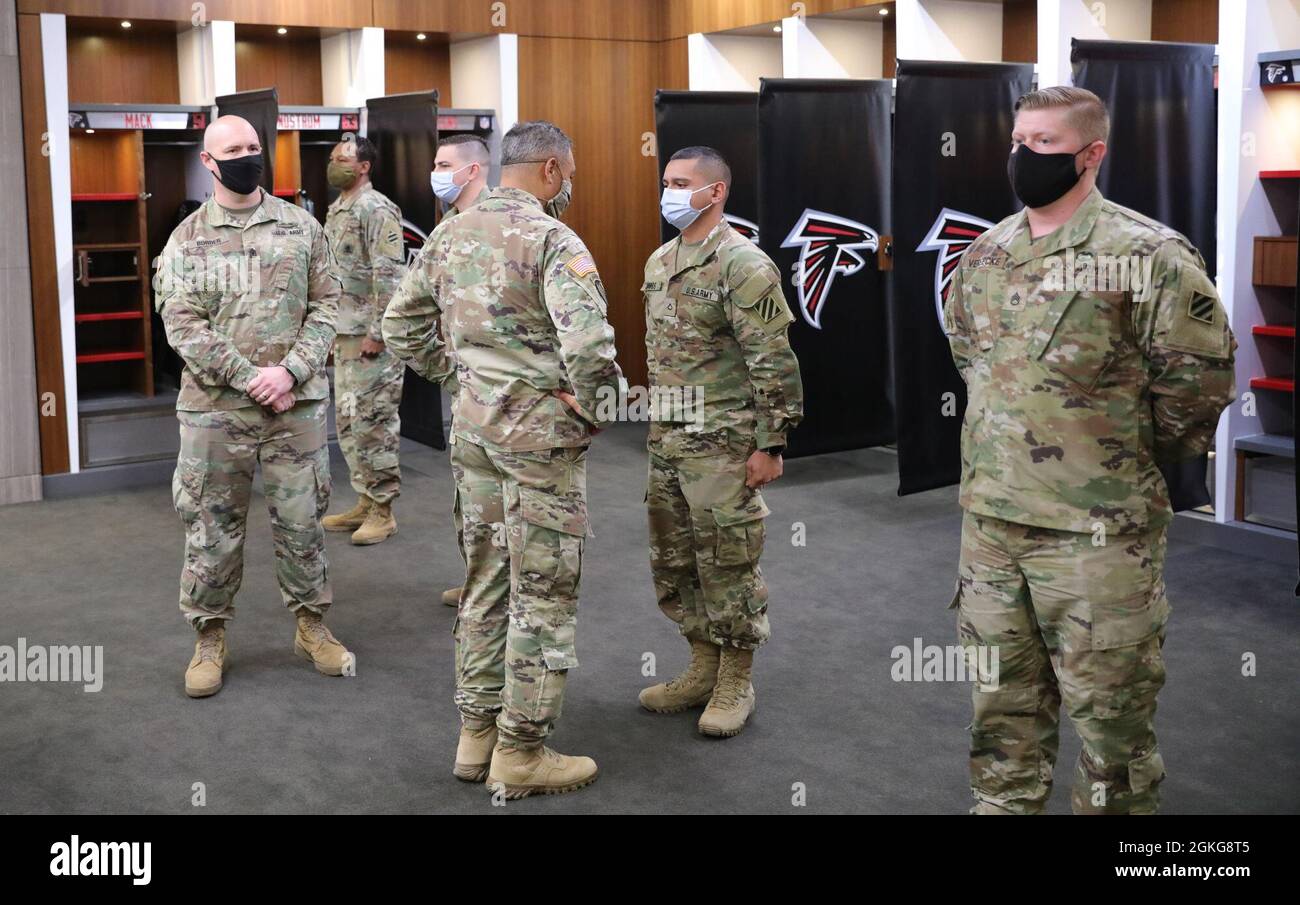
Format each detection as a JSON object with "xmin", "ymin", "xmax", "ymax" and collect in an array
[
  {"xmin": 943, "ymin": 87, "xmax": 1235, "ymax": 814},
  {"xmin": 154, "ymin": 115, "xmax": 351, "ymax": 698},
  {"xmin": 638, "ymin": 147, "xmax": 804, "ymax": 737},
  {"xmin": 383, "ymin": 121, "xmax": 622, "ymax": 798},
  {"xmin": 320, "ymin": 136, "xmax": 406, "ymax": 546}
]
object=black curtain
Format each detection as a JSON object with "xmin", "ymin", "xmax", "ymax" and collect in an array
[
  {"xmin": 757, "ymin": 78, "xmax": 894, "ymax": 458},
  {"xmin": 215, "ymin": 88, "xmax": 278, "ymax": 193},
  {"xmin": 366, "ymin": 91, "xmax": 444, "ymax": 450},
  {"xmin": 1073, "ymin": 38, "xmax": 1218, "ymax": 512},
  {"xmin": 654, "ymin": 91, "xmax": 760, "ymax": 244},
  {"xmin": 890, "ymin": 60, "xmax": 1033, "ymax": 495}
]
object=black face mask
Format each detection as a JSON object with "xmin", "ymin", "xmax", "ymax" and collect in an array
[
  {"xmin": 210, "ymin": 153, "xmax": 264, "ymax": 196},
  {"xmin": 1007, "ymin": 142, "xmax": 1092, "ymax": 209}
]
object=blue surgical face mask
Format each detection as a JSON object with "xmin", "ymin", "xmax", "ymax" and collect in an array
[
  {"xmin": 660, "ymin": 183, "xmax": 718, "ymax": 231},
  {"xmin": 430, "ymin": 163, "xmax": 472, "ymax": 203}
]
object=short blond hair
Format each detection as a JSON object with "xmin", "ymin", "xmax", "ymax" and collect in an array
[{"xmin": 1014, "ymin": 86, "xmax": 1110, "ymax": 145}]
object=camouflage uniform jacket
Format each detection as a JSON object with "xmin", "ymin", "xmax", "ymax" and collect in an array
[
  {"xmin": 383, "ymin": 186, "xmax": 622, "ymax": 452},
  {"xmin": 324, "ymin": 183, "xmax": 404, "ymax": 340},
  {"xmin": 943, "ymin": 187, "xmax": 1236, "ymax": 536},
  {"xmin": 643, "ymin": 220, "xmax": 804, "ymax": 457},
  {"xmin": 155, "ymin": 190, "xmax": 341, "ymax": 412}
]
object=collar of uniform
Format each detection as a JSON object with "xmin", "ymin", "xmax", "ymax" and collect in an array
[
  {"xmin": 201, "ymin": 188, "xmax": 278, "ymax": 229},
  {"xmin": 669, "ymin": 218, "xmax": 729, "ymax": 277},
  {"xmin": 330, "ymin": 182, "xmax": 373, "ymax": 213},
  {"xmin": 1002, "ymin": 186, "xmax": 1105, "ymax": 264},
  {"xmin": 446, "ymin": 185, "xmax": 488, "ymax": 219},
  {"xmin": 490, "ymin": 186, "xmax": 545, "ymax": 210}
]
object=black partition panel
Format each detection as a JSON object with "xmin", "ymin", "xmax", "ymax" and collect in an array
[
  {"xmin": 366, "ymin": 91, "xmax": 444, "ymax": 450},
  {"xmin": 1073, "ymin": 39, "xmax": 1219, "ymax": 511},
  {"xmin": 758, "ymin": 79, "xmax": 894, "ymax": 458},
  {"xmin": 654, "ymin": 91, "xmax": 760, "ymax": 244},
  {"xmin": 890, "ymin": 60, "xmax": 1033, "ymax": 494},
  {"xmin": 216, "ymin": 87, "xmax": 279, "ymax": 193}
]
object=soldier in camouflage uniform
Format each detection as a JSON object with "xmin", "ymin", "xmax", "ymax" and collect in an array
[
  {"xmin": 155, "ymin": 115, "xmax": 351, "ymax": 699},
  {"xmin": 384, "ymin": 121, "xmax": 621, "ymax": 798},
  {"xmin": 638, "ymin": 147, "xmax": 804, "ymax": 738},
  {"xmin": 943, "ymin": 88, "xmax": 1235, "ymax": 814},
  {"xmin": 320, "ymin": 137, "xmax": 407, "ymax": 546},
  {"xmin": 430, "ymin": 133, "xmax": 492, "ymax": 608}
]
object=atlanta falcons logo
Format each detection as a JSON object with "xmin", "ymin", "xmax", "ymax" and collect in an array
[
  {"xmin": 401, "ymin": 218, "xmax": 429, "ymax": 268},
  {"xmin": 916, "ymin": 209, "xmax": 994, "ymax": 326},
  {"xmin": 781, "ymin": 210, "xmax": 879, "ymax": 329},
  {"xmin": 724, "ymin": 214, "xmax": 759, "ymax": 244}
]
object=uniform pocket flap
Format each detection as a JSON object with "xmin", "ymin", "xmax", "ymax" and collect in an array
[
  {"xmin": 1091, "ymin": 591, "xmax": 1169, "ymax": 651},
  {"xmin": 541, "ymin": 620, "xmax": 579, "ymax": 671},
  {"xmin": 712, "ymin": 499, "xmax": 771, "ymax": 527},
  {"xmin": 519, "ymin": 486, "xmax": 588, "ymax": 537},
  {"xmin": 1026, "ymin": 290, "xmax": 1079, "ymax": 360}
]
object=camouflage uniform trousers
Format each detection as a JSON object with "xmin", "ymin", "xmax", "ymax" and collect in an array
[
  {"xmin": 173, "ymin": 400, "xmax": 333, "ymax": 627},
  {"xmin": 647, "ymin": 438, "xmax": 771, "ymax": 650},
  {"xmin": 332, "ymin": 335, "xmax": 404, "ymax": 505},
  {"xmin": 956, "ymin": 512, "xmax": 1170, "ymax": 815},
  {"xmin": 449, "ymin": 437, "xmax": 588, "ymax": 749}
]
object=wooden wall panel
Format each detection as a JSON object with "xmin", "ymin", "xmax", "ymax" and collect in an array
[
  {"xmin": 19, "ymin": 0, "xmax": 370, "ymax": 29},
  {"xmin": 882, "ymin": 6, "xmax": 894, "ymax": 78},
  {"xmin": 384, "ymin": 33, "xmax": 452, "ymax": 100},
  {"xmin": 273, "ymin": 128, "xmax": 299, "ymax": 194},
  {"xmin": 17, "ymin": 12, "xmax": 69, "ymax": 474},
  {"xmin": 665, "ymin": 0, "xmax": 888, "ymax": 39},
  {"xmin": 519, "ymin": 36, "xmax": 663, "ymax": 389},
  {"xmin": 1002, "ymin": 0, "xmax": 1035, "ymax": 63},
  {"xmin": 235, "ymin": 27, "xmax": 321, "ymax": 106},
  {"xmin": 373, "ymin": 0, "xmax": 662, "ymax": 42},
  {"xmin": 658, "ymin": 36, "xmax": 689, "ymax": 91},
  {"xmin": 69, "ymin": 129, "xmax": 140, "ymax": 194},
  {"xmin": 1151, "ymin": 0, "xmax": 1218, "ymax": 44},
  {"xmin": 66, "ymin": 20, "xmax": 178, "ymax": 104}
]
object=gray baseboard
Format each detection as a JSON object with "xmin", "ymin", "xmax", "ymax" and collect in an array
[{"xmin": 1170, "ymin": 511, "xmax": 1298, "ymax": 569}]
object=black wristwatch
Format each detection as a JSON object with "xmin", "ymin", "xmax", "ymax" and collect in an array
[{"xmin": 761, "ymin": 446, "xmax": 785, "ymax": 457}]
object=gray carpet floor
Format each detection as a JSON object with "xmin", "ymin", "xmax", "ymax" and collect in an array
[{"xmin": 1, "ymin": 422, "xmax": 1297, "ymax": 814}]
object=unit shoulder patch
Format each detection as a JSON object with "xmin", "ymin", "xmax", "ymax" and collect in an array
[{"xmin": 1187, "ymin": 293, "xmax": 1216, "ymax": 325}]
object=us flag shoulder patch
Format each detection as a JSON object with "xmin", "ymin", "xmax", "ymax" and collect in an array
[
  {"xmin": 1187, "ymin": 294, "xmax": 1216, "ymax": 324},
  {"xmin": 566, "ymin": 254, "xmax": 597, "ymax": 279}
]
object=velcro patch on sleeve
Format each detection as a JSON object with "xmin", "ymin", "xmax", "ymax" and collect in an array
[{"xmin": 566, "ymin": 254, "xmax": 598, "ymax": 279}]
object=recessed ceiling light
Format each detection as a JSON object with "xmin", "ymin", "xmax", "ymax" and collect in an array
[
  {"xmin": 120, "ymin": 21, "xmax": 131, "ymax": 29},
  {"xmin": 277, "ymin": 27, "xmax": 287, "ymax": 35},
  {"xmin": 773, "ymin": 25, "xmax": 783, "ymax": 33},
  {"xmin": 879, "ymin": 7, "xmax": 890, "ymax": 15},
  {"xmin": 86, "ymin": 128, "xmax": 95, "ymax": 134},
  {"xmin": 417, "ymin": 33, "xmax": 427, "ymax": 41}
]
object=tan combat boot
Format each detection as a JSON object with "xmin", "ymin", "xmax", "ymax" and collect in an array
[
  {"xmin": 698, "ymin": 646, "xmax": 756, "ymax": 738},
  {"xmin": 185, "ymin": 622, "xmax": 228, "ymax": 698},
  {"xmin": 323, "ymin": 497, "xmax": 370, "ymax": 532},
  {"xmin": 351, "ymin": 501, "xmax": 397, "ymax": 546},
  {"xmin": 453, "ymin": 721, "xmax": 498, "ymax": 783},
  {"xmin": 441, "ymin": 586, "xmax": 463, "ymax": 607},
  {"xmin": 638, "ymin": 639, "xmax": 720, "ymax": 713},
  {"xmin": 486, "ymin": 744, "xmax": 599, "ymax": 799},
  {"xmin": 294, "ymin": 611, "xmax": 351, "ymax": 676}
]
